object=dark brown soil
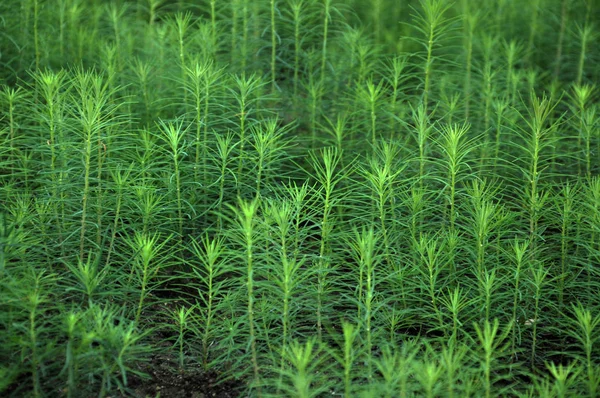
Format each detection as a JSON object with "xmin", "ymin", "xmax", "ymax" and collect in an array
[{"xmin": 127, "ymin": 354, "xmax": 245, "ymax": 398}]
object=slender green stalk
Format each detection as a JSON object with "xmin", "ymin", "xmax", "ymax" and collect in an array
[
  {"xmin": 189, "ymin": 234, "xmax": 231, "ymax": 369},
  {"xmin": 319, "ymin": 0, "xmax": 332, "ymax": 89},
  {"xmin": 473, "ymin": 318, "xmax": 512, "ymax": 398},
  {"xmin": 226, "ymin": 197, "xmax": 262, "ymax": 389},
  {"xmin": 525, "ymin": 0, "xmax": 541, "ymax": 67},
  {"xmin": 348, "ymin": 226, "xmax": 379, "ymax": 381},
  {"xmin": 173, "ymin": 305, "xmax": 194, "ymax": 370},
  {"xmin": 461, "ymin": 2, "xmax": 480, "ymax": 120},
  {"xmin": 527, "ymin": 261, "xmax": 550, "ymax": 369},
  {"xmin": 564, "ymin": 303, "xmax": 600, "ymax": 397},
  {"xmin": 553, "ymin": 0, "xmax": 569, "ymax": 79},
  {"xmin": 384, "ymin": 56, "xmax": 408, "ymax": 138},
  {"xmin": 169, "ymin": 12, "xmax": 194, "ymax": 105},
  {"xmin": 410, "ymin": 0, "xmax": 454, "ymax": 116},
  {"xmin": 555, "ymin": 182, "xmax": 578, "ymax": 310},
  {"xmin": 70, "ymin": 69, "xmax": 120, "ymax": 263},
  {"xmin": 414, "ymin": 233, "xmax": 446, "ymax": 330},
  {"xmin": 547, "ymin": 362, "xmax": 581, "ymax": 398},
  {"xmin": 575, "ymin": 24, "xmax": 597, "ymax": 86},
  {"xmin": 509, "ymin": 237, "xmax": 528, "ymax": 353},
  {"xmin": 307, "ymin": 147, "xmax": 347, "ymax": 340},
  {"xmin": 517, "ymin": 94, "xmax": 560, "ymax": 251},
  {"xmin": 436, "ymin": 123, "xmax": 475, "ymax": 237},
  {"xmin": 157, "ymin": 119, "xmax": 188, "ymax": 242},
  {"xmin": 270, "ymin": 0, "xmax": 277, "ymax": 92},
  {"xmin": 0, "ymin": 85, "xmax": 27, "ymax": 177},
  {"xmin": 125, "ymin": 232, "xmax": 171, "ymax": 324},
  {"xmin": 229, "ymin": 73, "xmax": 265, "ymax": 196},
  {"xmin": 105, "ymin": 163, "xmax": 132, "ymax": 267},
  {"xmin": 568, "ymin": 84, "xmax": 596, "ymax": 178}
]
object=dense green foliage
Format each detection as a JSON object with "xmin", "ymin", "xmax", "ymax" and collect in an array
[{"xmin": 1, "ymin": 0, "xmax": 600, "ymax": 396}]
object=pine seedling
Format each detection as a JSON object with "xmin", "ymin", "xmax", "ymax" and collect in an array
[
  {"xmin": 319, "ymin": 0, "xmax": 334, "ymax": 90},
  {"xmin": 438, "ymin": 286, "xmax": 473, "ymax": 344},
  {"xmin": 187, "ymin": 233, "xmax": 236, "ymax": 369},
  {"xmin": 524, "ymin": 0, "xmax": 542, "ymax": 68},
  {"xmin": 526, "ymin": 261, "xmax": 553, "ymax": 369},
  {"xmin": 579, "ymin": 177, "xmax": 600, "ymax": 305},
  {"xmin": 476, "ymin": 267, "xmax": 504, "ymax": 327},
  {"xmin": 327, "ymin": 321, "xmax": 361, "ymax": 397},
  {"xmin": 132, "ymin": 185, "xmax": 168, "ymax": 238},
  {"xmin": 210, "ymin": 132, "xmax": 239, "ymax": 231},
  {"xmin": 407, "ymin": 0, "xmax": 457, "ymax": 116},
  {"xmin": 105, "ymin": 2, "xmax": 129, "ymax": 80},
  {"xmin": 105, "ymin": 163, "xmax": 133, "ymax": 267},
  {"xmin": 0, "ymin": 85, "xmax": 27, "ymax": 178},
  {"xmin": 509, "ymin": 237, "xmax": 529, "ymax": 354},
  {"xmin": 321, "ymin": 112, "xmax": 349, "ymax": 153},
  {"xmin": 170, "ymin": 305, "xmax": 195, "ymax": 370},
  {"xmin": 575, "ymin": 23, "xmax": 597, "ymax": 86},
  {"xmin": 472, "ymin": 318, "xmax": 513, "ymax": 398},
  {"xmin": 554, "ymin": 181, "xmax": 579, "ymax": 311},
  {"xmin": 347, "ymin": 226, "xmax": 381, "ymax": 381},
  {"xmin": 409, "ymin": 103, "xmax": 434, "ymax": 197},
  {"xmin": 87, "ymin": 304, "xmax": 152, "ymax": 396},
  {"xmin": 546, "ymin": 361, "xmax": 582, "ymax": 398},
  {"xmin": 11, "ymin": 268, "xmax": 57, "ymax": 398},
  {"xmin": 413, "ymin": 233, "xmax": 446, "ymax": 330},
  {"xmin": 438, "ymin": 341, "xmax": 469, "ymax": 398},
  {"xmin": 373, "ymin": 341, "xmax": 420, "ymax": 398},
  {"xmin": 305, "ymin": 71, "xmax": 325, "ymax": 149},
  {"xmin": 269, "ymin": 0, "xmax": 278, "ymax": 92},
  {"xmin": 337, "ymin": 26, "xmax": 378, "ymax": 90},
  {"xmin": 502, "ymin": 40, "xmax": 524, "ymax": 107},
  {"xmin": 29, "ymin": 69, "xmax": 70, "ymax": 249},
  {"xmin": 306, "ymin": 146, "xmax": 349, "ymax": 340},
  {"xmin": 513, "ymin": 93, "xmax": 561, "ymax": 252},
  {"xmin": 567, "ymin": 84, "xmax": 596, "ymax": 178},
  {"xmin": 460, "ymin": 2, "xmax": 482, "ymax": 121},
  {"xmin": 142, "ymin": 0, "xmax": 165, "ymax": 26},
  {"xmin": 182, "ymin": 58, "xmax": 225, "ymax": 214},
  {"xmin": 227, "ymin": 72, "xmax": 266, "ymax": 196},
  {"xmin": 438, "ymin": 79, "xmax": 461, "ymax": 126},
  {"xmin": 562, "ymin": 303, "xmax": 600, "ymax": 397},
  {"xmin": 69, "ymin": 68, "xmax": 123, "ymax": 263},
  {"xmin": 553, "ymin": 0, "xmax": 570, "ymax": 79},
  {"xmin": 62, "ymin": 252, "xmax": 110, "ymax": 308},
  {"xmin": 166, "ymin": 11, "xmax": 195, "ymax": 106},
  {"xmin": 261, "ymin": 198, "xmax": 309, "ymax": 369},
  {"xmin": 284, "ymin": 0, "xmax": 316, "ymax": 99},
  {"xmin": 359, "ymin": 140, "xmax": 406, "ymax": 269},
  {"xmin": 224, "ymin": 197, "xmax": 263, "ymax": 389},
  {"xmin": 491, "ymin": 95, "xmax": 510, "ymax": 171},
  {"xmin": 435, "ymin": 122, "xmax": 477, "ymax": 237},
  {"xmin": 124, "ymin": 231, "xmax": 172, "ymax": 325},
  {"xmin": 61, "ymin": 310, "xmax": 84, "ymax": 398},
  {"xmin": 129, "ymin": 57, "xmax": 157, "ymax": 127},
  {"xmin": 412, "ymin": 357, "xmax": 443, "ymax": 398},
  {"xmin": 156, "ymin": 118, "xmax": 189, "ymax": 241},
  {"xmin": 383, "ymin": 55, "xmax": 409, "ymax": 138},
  {"xmin": 248, "ymin": 118, "xmax": 294, "ymax": 196},
  {"xmin": 276, "ymin": 180, "xmax": 316, "ymax": 262},
  {"xmin": 275, "ymin": 338, "xmax": 331, "ymax": 398},
  {"xmin": 464, "ymin": 178, "xmax": 506, "ymax": 277},
  {"xmin": 354, "ymin": 77, "xmax": 386, "ymax": 147}
]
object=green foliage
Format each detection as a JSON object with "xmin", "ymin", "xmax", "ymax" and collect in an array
[{"xmin": 1, "ymin": 0, "xmax": 599, "ymax": 397}]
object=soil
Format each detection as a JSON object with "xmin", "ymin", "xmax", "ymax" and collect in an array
[{"xmin": 126, "ymin": 354, "xmax": 245, "ymax": 398}]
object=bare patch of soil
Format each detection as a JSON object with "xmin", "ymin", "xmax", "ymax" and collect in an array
[{"xmin": 127, "ymin": 354, "xmax": 245, "ymax": 398}]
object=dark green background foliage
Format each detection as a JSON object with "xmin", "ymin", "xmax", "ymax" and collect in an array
[{"xmin": 1, "ymin": 0, "xmax": 600, "ymax": 397}]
